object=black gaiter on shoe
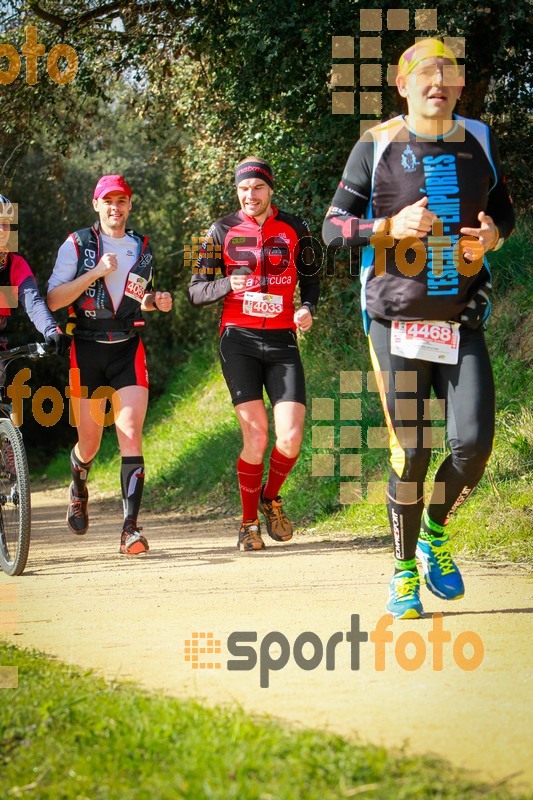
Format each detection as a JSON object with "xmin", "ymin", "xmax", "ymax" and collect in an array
[
  {"xmin": 120, "ymin": 456, "xmax": 145, "ymax": 525},
  {"xmin": 70, "ymin": 448, "xmax": 93, "ymax": 494}
]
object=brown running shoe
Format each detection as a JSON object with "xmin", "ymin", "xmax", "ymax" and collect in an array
[
  {"xmin": 259, "ymin": 488, "xmax": 293, "ymax": 542},
  {"xmin": 237, "ymin": 519, "xmax": 265, "ymax": 552}
]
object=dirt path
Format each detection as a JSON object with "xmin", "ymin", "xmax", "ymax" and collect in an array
[{"xmin": 1, "ymin": 489, "xmax": 532, "ymax": 793}]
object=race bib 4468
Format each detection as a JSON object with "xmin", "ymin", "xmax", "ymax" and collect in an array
[{"xmin": 391, "ymin": 320, "xmax": 460, "ymax": 364}]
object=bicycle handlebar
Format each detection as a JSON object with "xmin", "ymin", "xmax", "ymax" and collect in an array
[{"xmin": 0, "ymin": 342, "xmax": 54, "ymax": 363}]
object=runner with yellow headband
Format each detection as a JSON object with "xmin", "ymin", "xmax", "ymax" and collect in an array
[
  {"xmin": 397, "ymin": 38, "xmax": 458, "ymax": 77},
  {"xmin": 323, "ymin": 38, "xmax": 515, "ymax": 618}
]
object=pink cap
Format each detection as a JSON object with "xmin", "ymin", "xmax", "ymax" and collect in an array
[{"xmin": 93, "ymin": 175, "xmax": 132, "ymax": 200}]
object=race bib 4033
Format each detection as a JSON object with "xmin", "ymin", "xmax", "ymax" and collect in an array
[{"xmin": 242, "ymin": 291, "xmax": 283, "ymax": 318}]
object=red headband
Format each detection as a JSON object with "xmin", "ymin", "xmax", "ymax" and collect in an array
[{"xmin": 235, "ymin": 162, "xmax": 274, "ymax": 189}]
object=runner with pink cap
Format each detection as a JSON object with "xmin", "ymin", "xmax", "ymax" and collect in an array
[{"xmin": 48, "ymin": 175, "xmax": 173, "ymax": 556}]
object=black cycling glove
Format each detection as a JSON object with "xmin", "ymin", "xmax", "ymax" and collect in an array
[
  {"xmin": 459, "ymin": 283, "xmax": 492, "ymax": 330},
  {"xmin": 45, "ymin": 331, "xmax": 71, "ymax": 356}
]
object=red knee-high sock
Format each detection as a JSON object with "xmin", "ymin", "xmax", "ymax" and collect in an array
[
  {"xmin": 263, "ymin": 446, "xmax": 298, "ymax": 500},
  {"xmin": 237, "ymin": 458, "xmax": 264, "ymax": 522}
]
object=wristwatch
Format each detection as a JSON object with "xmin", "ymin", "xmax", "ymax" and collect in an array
[
  {"xmin": 372, "ymin": 217, "xmax": 391, "ymax": 235},
  {"xmin": 302, "ymin": 301, "xmax": 315, "ymax": 315}
]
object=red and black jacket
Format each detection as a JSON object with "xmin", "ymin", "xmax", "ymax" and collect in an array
[{"xmin": 188, "ymin": 206, "xmax": 320, "ymax": 332}]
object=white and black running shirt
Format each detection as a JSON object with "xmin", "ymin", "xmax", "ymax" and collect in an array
[{"xmin": 322, "ymin": 114, "xmax": 515, "ymax": 330}]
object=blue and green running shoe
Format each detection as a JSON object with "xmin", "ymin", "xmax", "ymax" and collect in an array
[
  {"xmin": 416, "ymin": 534, "xmax": 465, "ymax": 599},
  {"xmin": 386, "ymin": 570, "xmax": 423, "ymax": 619}
]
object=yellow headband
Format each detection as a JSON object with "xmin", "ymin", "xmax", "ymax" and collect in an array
[{"xmin": 398, "ymin": 38, "xmax": 458, "ymax": 77}]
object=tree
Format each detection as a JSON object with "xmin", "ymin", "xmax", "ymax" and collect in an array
[
  {"xmin": 1, "ymin": 1, "xmax": 530, "ymax": 208},
  {"xmin": 1, "ymin": 0, "xmax": 530, "ymax": 459}
]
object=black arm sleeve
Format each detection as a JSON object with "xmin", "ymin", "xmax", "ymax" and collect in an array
[
  {"xmin": 322, "ymin": 136, "xmax": 378, "ymax": 248},
  {"xmin": 18, "ymin": 275, "xmax": 58, "ymax": 337},
  {"xmin": 187, "ymin": 222, "xmax": 232, "ymax": 306},
  {"xmin": 486, "ymin": 129, "xmax": 515, "ymax": 241},
  {"xmin": 294, "ymin": 219, "xmax": 320, "ymax": 310}
]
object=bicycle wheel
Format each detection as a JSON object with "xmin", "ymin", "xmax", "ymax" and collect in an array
[{"xmin": 0, "ymin": 419, "xmax": 31, "ymax": 576}]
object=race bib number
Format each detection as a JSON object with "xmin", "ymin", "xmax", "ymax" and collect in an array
[
  {"xmin": 125, "ymin": 273, "xmax": 148, "ymax": 302},
  {"xmin": 242, "ymin": 291, "xmax": 283, "ymax": 318},
  {"xmin": 391, "ymin": 321, "xmax": 461, "ymax": 364}
]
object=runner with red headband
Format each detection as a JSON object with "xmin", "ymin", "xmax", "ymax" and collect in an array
[{"xmin": 189, "ymin": 157, "xmax": 320, "ymax": 551}]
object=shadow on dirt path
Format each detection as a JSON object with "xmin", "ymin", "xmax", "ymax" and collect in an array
[{"xmin": 1, "ymin": 488, "xmax": 532, "ymax": 794}]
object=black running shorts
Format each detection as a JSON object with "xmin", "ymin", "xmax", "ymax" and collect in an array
[
  {"xmin": 219, "ymin": 326, "xmax": 306, "ymax": 407},
  {"xmin": 69, "ymin": 336, "xmax": 149, "ymax": 398}
]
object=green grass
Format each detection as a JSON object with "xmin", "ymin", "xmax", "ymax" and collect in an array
[
  {"xmin": 0, "ymin": 641, "xmax": 527, "ymax": 800},
  {"xmin": 43, "ymin": 218, "xmax": 533, "ymax": 563}
]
